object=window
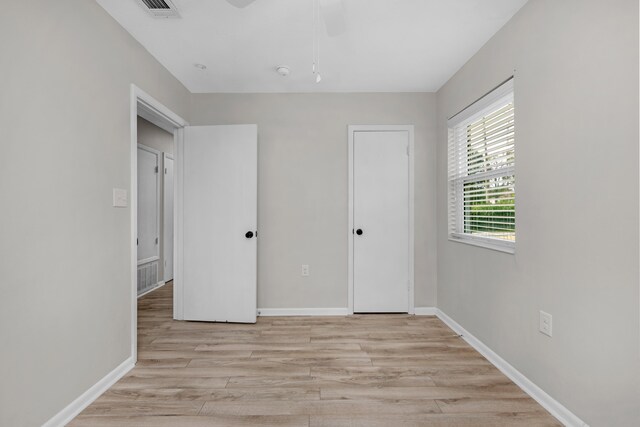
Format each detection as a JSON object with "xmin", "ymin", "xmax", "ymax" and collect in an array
[{"xmin": 448, "ymin": 79, "xmax": 515, "ymax": 252}]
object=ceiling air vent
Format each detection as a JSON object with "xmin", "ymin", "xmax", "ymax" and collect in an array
[{"xmin": 135, "ymin": 0, "xmax": 181, "ymax": 18}]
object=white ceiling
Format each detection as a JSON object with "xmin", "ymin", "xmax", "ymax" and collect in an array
[{"xmin": 97, "ymin": 0, "xmax": 527, "ymax": 93}]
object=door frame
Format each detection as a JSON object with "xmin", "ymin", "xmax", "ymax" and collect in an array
[
  {"xmin": 163, "ymin": 153, "xmax": 174, "ymax": 282},
  {"xmin": 130, "ymin": 85, "xmax": 187, "ymax": 362},
  {"xmin": 347, "ymin": 125, "xmax": 415, "ymax": 315}
]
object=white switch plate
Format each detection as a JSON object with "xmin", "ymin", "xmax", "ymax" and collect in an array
[
  {"xmin": 301, "ymin": 264, "xmax": 309, "ymax": 277},
  {"xmin": 539, "ymin": 310, "xmax": 552, "ymax": 337},
  {"xmin": 113, "ymin": 188, "xmax": 128, "ymax": 207}
]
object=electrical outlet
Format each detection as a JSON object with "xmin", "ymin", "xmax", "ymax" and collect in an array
[
  {"xmin": 539, "ymin": 310, "xmax": 552, "ymax": 337},
  {"xmin": 301, "ymin": 264, "xmax": 309, "ymax": 277}
]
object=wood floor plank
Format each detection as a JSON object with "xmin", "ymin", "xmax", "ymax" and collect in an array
[
  {"xmin": 242, "ymin": 357, "xmax": 373, "ymax": 367},
  {"xmin": 138, "ymin": 349, "xmax": 253, "ymax": 359},
  {"xmin": 370, "ymin": 356, "xmax": 492, "ymax": 367},
  {"xmin": 435, "ymin": 397, "xmax": 549, "ymax": 414},
  {"xmin": 205, "ymin": 387, "xmax": 320, "ymax": 401},
  {"xmin": 430, "ymin": 373, "xmax": 514, "ymax": 387},
  {"xmin": 311, "ymin": 365, "xmax": 499, "ymax": 379},
  {"xmin": 195, "ymin": 343, "xmax": 360, "ymax": 351},
  {"xmin": 70, "ymin": 415, "xmax": 310, "ymax": 427},
  {"xmin": 309, "ymin": 413, "xmax": 561, "ymax": 427},
  {"xmin": 102, "ymin": 387, "xmax": 224, "ymax": 401},
  {"xmin": 320, "ymin": 385, "xmax": 527, "ymax": 401},
  {"xmin": 250, "ymin": 350, "xmax": 369, "ymax": 358},
  {"xmin": 71, "ymin": 282, "xmax": 560, "ymax": 426},
  {"xmin": 130, "ymin": 365, "xmax": 311, "ymax": 377},
  {"xmin": 199, "ymin": 399, "xmax": 441, "ymax": 416},
  {"xmin": 113, "ymin": 376, "xmax": 229, "ymax": 390},
  {"xmin": 79, "ymin": 399, "xmax": 205, "ymax": 416},
  {"xmin": 359, "ymin": 341, "xmax": 470, "ymax": 351},
  {"xmin": 308, "ymin": 367, "xmax": 438, "ymax": 387},
  {"xmin": 135, "ymin": 358, "xmax": 191, "ymax": 368},
  {"xmin": 226, "ymin": 375, "xmax": 322, "ymax": 388}
]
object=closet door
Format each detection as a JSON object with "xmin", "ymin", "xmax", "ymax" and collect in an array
[{"xmin": 353, "ymin": 130, "xmax": 410, "ymax": 313}]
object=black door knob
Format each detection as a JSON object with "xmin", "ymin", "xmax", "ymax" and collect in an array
[
  {"xmin": 245, "ymin": 231, "xmax": 254, "ymax": 239},
  {"xmin": 356, "ymin": 229, "xmax": 363, "ymax": 235}
]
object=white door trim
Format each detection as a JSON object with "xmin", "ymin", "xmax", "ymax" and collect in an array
[
  {"xmin": 130, "ymin": 85, "xmax": 187, "ymax": 362},
  {"xmin": 348, "ymin": 125, "xmax": 415, "ymax": 315},
  {"xmin": 174, "ymin": 128, "xmax": 185, "ymax": 321},
  {"xmin": 163, "ymin": 153, "xmax": 174, "ymax": 282}
]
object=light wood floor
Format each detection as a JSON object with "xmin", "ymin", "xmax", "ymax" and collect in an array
[{"xmin": 70, "ymin": 283, "xmax": 560, "ymax": 426}]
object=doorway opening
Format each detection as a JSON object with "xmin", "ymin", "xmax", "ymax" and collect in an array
[
  {"xmin": 136, "ymin": 118, "xmax": 175, "ymax": 297},
  {"xmin": 348, "ymin": 125, "xmax": 415, "ymax": 315},
  {"xmin": 136, "ymin": 141, "xmax": 162, "ymax": 298},
  {"xmin": 130, "ymin": 85, "xmax": 187, "ymax": 362}
]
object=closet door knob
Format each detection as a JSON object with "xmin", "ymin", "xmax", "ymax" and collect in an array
[
  {"xmin": 245, "ymin": 231, "xmax": 254, "ymax": 239},
  {"xmin": 356, "ymin": 229, "xmax": 363, "ymax": 236}
]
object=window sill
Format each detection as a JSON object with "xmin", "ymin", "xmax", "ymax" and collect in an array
[{"xmin": 448, "ymin": 235, "xmax": 515, "ymax": 254}]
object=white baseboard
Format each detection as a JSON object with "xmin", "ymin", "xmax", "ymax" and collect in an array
[
  {"xmin": 413, "ymin": 307, "xmax": 437, "ymax": 315},
  {"xmin": 258, "ymin": 307, "xmax": 349, "ymax": 316},
  {"xmin": 435, "ymin": 309, "xmax": 588, "ymax": 427},
  {"xmin": 259, "ymin": 307, "xmax": 438, "ymax": 317},
  {"xmin": 137, "ymin": 280, "xmax": 166, "ymax": 299},
  {"xmin": 42, "ymin": 357, "xmax": 134, "ymax": 427}
]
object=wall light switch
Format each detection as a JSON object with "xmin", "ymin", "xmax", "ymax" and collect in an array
[
  {"xmin": 301, "ymin": 264, "xmax": 309, "ymax": 277},
  {"xmin": 113, "ymin": 188, "xmax": 128, "ymax": 208},
  {"xmin": 539, "ymin": 310, "xmax": 552, "ymax": 337}
]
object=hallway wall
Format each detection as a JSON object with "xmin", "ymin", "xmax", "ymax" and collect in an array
[{"xmin": 0, "ymin": 2, "xmax": 190, "ymax": 426}]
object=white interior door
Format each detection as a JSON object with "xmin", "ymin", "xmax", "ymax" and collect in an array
[
  {"xmin": 182, "ymin": 125, "xmax": 257, "ymax": 323},
  {"xmin": 353, "ymin": 130, "xmax": 410, "ymax": 313},
  {"xmin": 137, "ymin": 145, "xmax": 159, "ymax": 264},
  {"xmin": 163, "ymin": 155, "xmax": 174, "ymax": 281}
]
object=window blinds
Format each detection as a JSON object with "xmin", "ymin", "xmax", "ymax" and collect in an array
[{"xmin": 448, "ymin": 79, "xmax": 515, "ymax": 247}]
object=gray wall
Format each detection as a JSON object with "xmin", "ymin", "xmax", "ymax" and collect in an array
[
  {"xmin": 435, "ymin": 1, "xmax": 639, "ymax": 425},
  {"xmin": 191, "ymin": 93, "xmax": 438, "ymax": 309},
  {"xmin": 0, "ymin": 1, "xmax": 190, "ymax": 426},
  {"xmin": 137, "ymin": 117, "xmax": 174, "ymax": 282}
]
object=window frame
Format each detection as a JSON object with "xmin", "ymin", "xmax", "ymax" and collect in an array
[{"xmin": 447, "ymin": 78, "xmax": 515, "ymax": 254}]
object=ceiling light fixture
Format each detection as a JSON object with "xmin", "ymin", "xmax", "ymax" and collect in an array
[
  {"xmin": 276, "ymin": 66, "xmax": 290, "ymax": 77},
  {"xmin": 226, "ymin": 0, "xmax": 256, "ymax": 8},
  {"xmin": 194, "ymin": 63, "xmax": 207, "ymax": 70}
]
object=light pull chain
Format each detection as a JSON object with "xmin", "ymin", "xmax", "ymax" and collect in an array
[{"xmin": 312, "ymin": 0, "xmax": 322, "ymax": 83}]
